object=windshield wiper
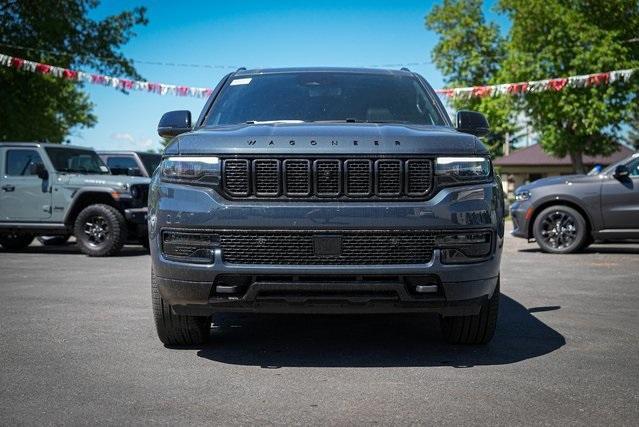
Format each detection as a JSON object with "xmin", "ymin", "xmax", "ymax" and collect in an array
[{"xmin": 245, "ymin": 120, "xmax": 306, "ymax": 124}]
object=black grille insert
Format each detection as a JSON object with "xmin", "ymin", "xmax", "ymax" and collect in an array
[
  {"xmin": 221, "ymin": 157, "xmax": 433, "ymax": 200},
  {"xmin": 223, "ymin": 159, "xmax": 250, "ymax": 196},
  {"xmin": 217, "ymin": 230, "xmax": 436, "ymax": 265}
]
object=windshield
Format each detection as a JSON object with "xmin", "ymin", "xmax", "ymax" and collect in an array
[
  {"xmin": 45, "ymin": 147, "xmax": 109, "ymax": 174},
  {"xmin": 205, "ymin": 72, "xmax": 446, "ymax": 126},
  {"xmin": 138, "ymin": 153, "xmax": 162, "ymax": 175}
]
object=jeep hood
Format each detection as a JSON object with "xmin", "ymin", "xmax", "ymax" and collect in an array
[
  {"xmin": 167, "ymin": 123, "xmax": 485, "ymax": 156},
  {"xmin": 57, "ymin": 174, "xmax": 150, "ymax": 188}
]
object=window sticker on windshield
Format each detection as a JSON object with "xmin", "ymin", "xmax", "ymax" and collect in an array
[{"xmin": 230, "ymin": 78, "xmax": 252, "ymax": 86}]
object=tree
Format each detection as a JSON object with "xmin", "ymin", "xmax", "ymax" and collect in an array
[
  {"xmin": 426, "ymin": 0, "xmax": 639, "ymax": 172},
  {"xmin": 0, "ymin": 0, "xmax": 147, "ymax": 142},
  {"xmin": 426, "ymin": 0, "xmax": 517, "ymax": 157}
]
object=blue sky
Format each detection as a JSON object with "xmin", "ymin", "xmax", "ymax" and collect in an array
[{"xmin": 68, "ymin": 0, "xmax": 508, "ymax": 151}]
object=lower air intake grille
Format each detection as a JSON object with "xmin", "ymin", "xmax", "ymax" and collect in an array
[{"xmin": 218, "ymin": 230, "xmax": 436, "ymax": 265}]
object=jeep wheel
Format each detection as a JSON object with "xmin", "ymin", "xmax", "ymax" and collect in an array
[
  {"xmin": 74, "ymin": 204, "xmax": 127, "ymax": 257},
  {"xmin": 440, "ymin": 277, "xmax": 499, "ymax": 345},
  {"xmin": 37, "ymin": 235, "xmax": 71, "ymax": 246},
  {"xmin": 0, "ymin": 234, "xmax": 34, "ymax": 250},
  {"xmin": 152, "ymin": 271, "xmax": 211, "ymax": 346},
  {"xmin": 533, "ymin": 205, "xmax": 588, "ymax": 254}
]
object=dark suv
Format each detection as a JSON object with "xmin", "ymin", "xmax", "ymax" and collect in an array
[
  {"xmin": 149, "ymin": 68, "xmax": 505, "ymax": 346},
  {"xmin": 98, "ymin": 151, "xmax": 162, "ymax": 177},
  {"xmin": 511, "ymin": 153, "xmax": 639, "ymax": 253}
]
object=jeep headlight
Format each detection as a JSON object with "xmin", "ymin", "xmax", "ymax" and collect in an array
[
  {"xmin": 435, "ymin": 157, "xmax": 491, "ymax": 183},
  {"xmin": 161, "ymin": 156, "xmax": 220, "ymax": 185}
]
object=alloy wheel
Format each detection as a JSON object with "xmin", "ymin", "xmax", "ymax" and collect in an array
[
  {"xmin": 539, "ymin": 210, "xmax": 578, "ymax": 250},
  {"xmin": 83, "ymin": 215, "xmax": 109, "ymax": 247}
]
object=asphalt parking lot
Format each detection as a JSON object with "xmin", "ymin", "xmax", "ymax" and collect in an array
[{"xmin": 1, "ymin": 228, "xmax": 638, "ymax": 425}]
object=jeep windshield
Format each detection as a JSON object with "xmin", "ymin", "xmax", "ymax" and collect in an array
[
  {"xmin": 205, "ymin": 72, "xmax": 447, "ymax": 126},
  {"xmin": 45, "ymin": 147, "xmax": 109, "ymax": 175}
]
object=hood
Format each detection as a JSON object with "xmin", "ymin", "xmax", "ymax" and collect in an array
[
  {"xmin": 167, "ymin": 123, "xmax": 485, "ymax": 156},
  {"xmin": 516, "ymin": 174, "xmax": 596, "ymax": 192},
  {"xmin": 57, "ymin": 173, "xmax": 150, "ymax": 189}
]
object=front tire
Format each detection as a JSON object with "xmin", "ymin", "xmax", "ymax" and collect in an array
[
  {"xmin": 152, "ymin": 271, "xmax": 211, "ymax": 346},
  {"xmin": 441, "ymin": 278, "xmax": 500, "ymax": 345},
  {"xmin": 0, "ymin": 234, "xmax": 34, "ymax": 250},
  {"xmin": 533, "ymin": 205, "xmax": 588, "ymax": 254},
  {"xmin": 74, "ymin": 204, "xmax": 127, "ymax": 257}
]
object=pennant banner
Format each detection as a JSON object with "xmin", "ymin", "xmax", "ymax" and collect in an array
[
  {"xmin": 0, "ymin": 53, "xmax": 635, "ymax": 99},
  {"xmin": 0, "ymin": 53, "xmax": 213, "ymax": 98},
  {"xmin": 434, "ymin": 69, "xmax": 636, "ymax": 99}
]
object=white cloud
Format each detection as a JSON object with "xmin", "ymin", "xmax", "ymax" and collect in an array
[
  {"xmin": 110, "ymin": 132, "xmax": 135, "ymax": 143},
  {"xmin": 109, "ymin": 133, "xmax": 160, "ymax": 151}
]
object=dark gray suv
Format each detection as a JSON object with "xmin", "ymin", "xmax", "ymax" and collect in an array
[
  {"xmin": 149, "ymin": 68, "xmax": 505, "ymax": 346},
  {"xmin": 511, "ymin": 153, "xmax": 639, "ymax": 253}
]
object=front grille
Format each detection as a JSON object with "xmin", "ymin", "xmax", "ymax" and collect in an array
[
  {"xmin": 221, "ymin": 157, "xmax": 433, "ymax": 200},
  {"xmin": 218, "ymin": 230, "xmax": 436, "ymax": 265}
]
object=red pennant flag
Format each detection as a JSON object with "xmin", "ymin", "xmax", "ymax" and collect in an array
[
  {"xmin": 11, "ymin": 57, "xmax": 24, "ymax": 69},
  {"xmin": 36, "ymin": 63, "xmax": 51, "ymax": 74},
  {"xmin": 548, "ymin": 78, "xmax": 568, "ymax": 91},
  {"xmin": 120, "ymin": 79, "xmax": 133, "ymax": 90},
  {"xmin": 177, "ymin": 85, "xmax": 189, "ymax": 96},
  {"xmin": 472, "ymin": 86, "xmax": 492, "ymax": 97},
  {"xmin": 63, "ymin": 69, "xmax": 78, "ymax": 80},
  {"xmin": 508, "ymin": 82, "xmax": 528, "ymax": 94},
  {"xmin": 587, "ymin": 72, "xmax": 609, "ymax": 86}
]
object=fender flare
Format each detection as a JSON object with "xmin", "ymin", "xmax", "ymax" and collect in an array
[{"xmin": 63, "ymin": 187, "xmax": 121, "ymax": 225}]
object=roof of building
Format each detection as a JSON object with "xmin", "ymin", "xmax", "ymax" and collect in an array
[{"xmin": 494, "ymin": 143, "xmax": 635, "ymax": 167}]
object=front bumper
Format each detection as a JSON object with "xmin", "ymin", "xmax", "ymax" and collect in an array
[
  {"xmin": 124, "ymin": 207, "xmax": 148, "ymax": 225},
  {"xmin": 149, "ymin": 181, "xmax": 504, "ymax": 315},
  {"xmin": 510, "ymin": 200, "xmax": 531, "ymax": 239}
]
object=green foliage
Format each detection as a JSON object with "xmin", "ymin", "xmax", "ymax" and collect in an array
[
  {"xmin": 425, "ymin": 0, "xmax": 517, "ymax": 157},
  {"xmin": 426, "ymin": 0, "xmax": 639, "ymax": 171},
  {"xmin": 0, "ymin": 0, "xmax": 147, "ymax": 142}
]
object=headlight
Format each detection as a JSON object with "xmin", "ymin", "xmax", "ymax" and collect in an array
[
  {"xmin": 161, "ymin": 156, "xmax": 220, "ymax": 185},
  {"xmin": 435, "ymin": 157, "xmax": 491, "ymax": 183},
  {"xmin": 515, "ymin": 190, "xmax": 531, "ymax": 201}
]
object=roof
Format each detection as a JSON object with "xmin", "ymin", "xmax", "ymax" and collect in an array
[
  {"xmin": 96, "ymin": 151, "xmax": 160, "ymax": 156},
  {"xmin": 0, "ymin": 142, "xmax": 92, "ymax": 151},
  {"xmin": 235, "ymin": 67, "xmax": 413, "ymax": 77},
  {"xmin": 494, "ymin": 143, "xmax": 635, "ymax": 167}
]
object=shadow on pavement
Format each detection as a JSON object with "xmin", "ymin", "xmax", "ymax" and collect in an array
[
  {"xmin": 0, "ymin": 243, "xmax": 149, "ymax": 257},
  {"xmin": 196, "ymin": 294, "xmax": 565, "ymax": 368}
]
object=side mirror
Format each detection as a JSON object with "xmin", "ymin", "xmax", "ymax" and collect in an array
[
  {"xmin": 456, "ymin": 110, "xmax": 490, "ymax": 137},
  {"xmin": 613, "ymin": 164, "xmax": 630, "ymax": 179},
  {"xmin": 30, "ymin": 162, "xmax": 48, "ymax": 180},
  {"xmin": 158, "ymin": 110, "xmax": 191, "ymax": 138}
]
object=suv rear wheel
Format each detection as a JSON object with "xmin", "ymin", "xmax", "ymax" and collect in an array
[
  {"xmin": 533, "ymin": 205, "xmax": 589, "ymax": 254},
  {"xmin": 440, "ymin": 277, "xmax": 499, "ymax": 345},
  {"xmin": 74, "ymin": 204, "xmax": 127, "ymax": 256},
  {"xmin": 0, "ymin": 233, "xmax": 34, "ymax": 250},
  {"xmin": 152, "ymin": 271, "xmax": 211, "ymax": 346}
]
